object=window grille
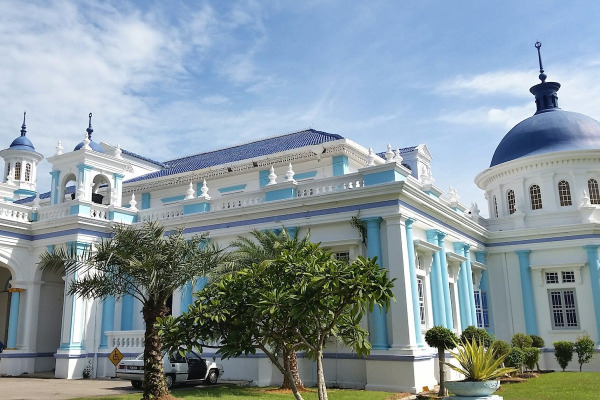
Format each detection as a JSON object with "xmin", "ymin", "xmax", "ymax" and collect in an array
[
  {"xmin": 558, "ymin": 180, "xmax": 572, "ymax": 206},
  {"xmin": 588, "ymin": 179, "xmax": 600, "ymax": 205},
  {"xmin": 14, "ymin": 162, "xmax": 21, "ymax": 180},
  {"xmin": 493, "ymin": 196, "xmax": 499, "ymax": 218},
  {"xmin": 474, "ymin": 290, "xmax": 489, "ymax": 328},
  {"xmin": 417, "ymin": 277, "xmax": 426, "ymax": 326},
  {"xmin": 530, "ymin": 184, "xmax": 543, "ymax": 210},
  {"xmin": 545, "ymin": 272, "xmax": 559, "ymax": 284},
  {"xmin": 549, "ymin": 289, "xmax": 579, "ymax": 329},
  {"xmin": 507, "ymin": 190, "xmax": 516, "ymax": 214},
  {"xmin": 25, "ymin": 163, "xmax": 31, "ymax": 182},
  {"xmin": 334, "ymin": 251, "xmax": 350, "ymax": 262},
  {"xmin": 562, "ymin": 271, "xmax": 575, "ymax": 283}
]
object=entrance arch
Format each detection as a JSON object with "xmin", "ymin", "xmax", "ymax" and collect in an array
[{"xmin": 0, "ymin": 266, "xmax": 12, "ymax": 346}]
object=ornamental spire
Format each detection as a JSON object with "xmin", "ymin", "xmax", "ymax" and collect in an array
[
  {"xmin": 535, "ymin": 41, "xmax": 546, "ymax": 83},
  {"xmin": 529, "ymin": 41, "xmax": 560, "ymax": 115},
  {"xmin": 20, "ymin": 111, "xmax": 27, "ymax": 137},
  {"xmin": 86, "ymin": 112, "xmax": 94, "ymax": 140}
]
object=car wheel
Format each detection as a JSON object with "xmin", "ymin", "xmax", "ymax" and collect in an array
[
  {"xmin": 206, "ymin": 369, "xmax": 218, "ymax": 385},
  {"xmin": 131, "ymin": 380, "xmax": 142, "ymax": 389},
  {"xmin": 165, "ymin": 374, "xmax": 174, "ymax": 389}
]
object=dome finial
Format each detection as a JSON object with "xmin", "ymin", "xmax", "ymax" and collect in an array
[
  {"xmin": 20, "ymin": 111, "xmax": 27, "ymax": 137},
  {"xmin": 535, "ymin": 41, "xmax": 547, "ymax": 83},
  {"xmin": 86, "ymin": 112, "xmax": 93, "ymax": 140}
]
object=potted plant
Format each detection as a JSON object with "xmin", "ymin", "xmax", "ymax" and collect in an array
[{"xmin": 444, "ymin": 339, "xmax": 516, "ymax": 397}]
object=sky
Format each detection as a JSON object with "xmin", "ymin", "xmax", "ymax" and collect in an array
[{"xmin": 2, "ymin": 1, "xmax": 600, "ymax": 217}]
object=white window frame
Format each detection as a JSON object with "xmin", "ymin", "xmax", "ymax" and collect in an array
[{"xmin": 548, "ymin": 288, "xmax": 579, "ymax": 330}]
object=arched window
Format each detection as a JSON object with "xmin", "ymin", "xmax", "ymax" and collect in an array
[
  {"xmin": 530, "ymin": 184, "xmax": 543, "ymax": 210},
  {"xmin": 493, "ymin": 196, "xmax": 499, "ymax": 218},
  {"xmin": 24, "ymin": 163, "xmax": 31, "ymax": 182},
  {"xmin": 14, "ymin": 162, "xmax": 21, "ymax": 180},
  {"xmin": 588, "ymin": 179, "xmax": 600, "ymax": 205},
  {"xmin": 507, "ymin": 190, "xmax": 516, "ymax": 215},
  {"xmin": 558, "ymin": 180, "xmax": 572, "ymax": 206}
]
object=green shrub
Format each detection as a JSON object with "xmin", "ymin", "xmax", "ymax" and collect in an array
[
  {"xmin": 425, "ymin": 326, "xmax": 458, "ymax": 396},
  {"xmin": 574, "ymin": 335, "xmax": 595, "ymax": 372},
  {"xmin": 511, "ymin": 333, "xmax": 533, "ymax": 349},
  {"xmin": 529, "ymin": 334, "xmax": 545, "ymax": 348},
  {"xmin": 523, "ymin": 347, "xmax": 541, "ymax": 371},
  {"xmin": 504, "ymin": 347, "xmax": 525, "ymax": 370},
  {"xmin": 446, "ymin": 339, "xmax": 516, "ymax": 381},
  {"xmin": 553, "ymin": 341, "xmax": 574, "ymax": 371},
  {"xmin": 490, "ymin": 340, "xmax": 512, "ymax": 358},
  {"xmin": 460, "ymin": 326, "xmax": 493, "ymax": 347}
]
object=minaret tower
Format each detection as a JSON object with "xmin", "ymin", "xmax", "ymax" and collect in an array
[{"xmin": 0, "ymin": 112, "xmax": 44, "ymax": 200}]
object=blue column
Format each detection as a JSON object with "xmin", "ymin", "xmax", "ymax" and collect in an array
[
  {"xmin": 405, "ymin": 219, "xmax": 424, "ymax": 346},
  {"xmin": 180, "ymin": 282, "xmax": 193, "ymax": 314},
  {"xmin": 193, "ymin": 277, "xmax": 207, "ymax": 295},
  {"xmin": 475, "ymin": 251, "xmax": 495, "ymax": 333},
  {"xmin": 437, "ymin": 232, "xmax": 453, "ymax": 329},
  {"xmin": 516, "ymin": 250, "xmax": 538, "ymax": 335},
  {"xmin": 464, "ymin": 247, "xmax": 477, "ymax": 326},
  {"xmin": 6, "ymin": 288, "xmax": 23, "ymax": 349},
  {"xmin": 584, "ymin": 245, "xmax": 600, "ymax": 344},
  {"xmin": 454, "ymin": 243, "xmax": 472, "ymax": 328},
  {"xmin": 99, "ymin": 296, "xmax": 115, "ymax": 348},
  {"xmin": 426, "ymin": 230, "xmax": 446, "ymax": 326},
  {"xmin": 50, "ymin": 170, "xmax": 61, "ymax": 205},
  {"xmin": 121, "ymin": 295, "xmax": 134, "ymax": 331},
  {"xmin": 362, "ymin": 217, "xmax": 389, "ymax": 350},
  {"xmin": 285, "ymin": 226, "xmax": 297, "ymax": 238}
]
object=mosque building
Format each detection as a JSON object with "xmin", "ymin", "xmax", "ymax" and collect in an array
[{"xmin": 0, "ymin": 45, "xmax": 599, "ymax": 392}]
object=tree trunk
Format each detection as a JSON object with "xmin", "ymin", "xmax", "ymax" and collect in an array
[
  {"xmin": 281, "ymin": 349, "xmax": 304, "ymax": 390},
  {"xmin": 316, "ymin": 348, "xmax": 328, "ymax": 400},
  {"xmin": 283, "ymin": 350, "xmax": 305, "ymax": 400},
  {"xmin": 438, "ymin": 348, "xmax": 446, "ymax": 397},
  {"xmin": 142, "ymin": 302, "xmax": 170, "ymax": 400}
]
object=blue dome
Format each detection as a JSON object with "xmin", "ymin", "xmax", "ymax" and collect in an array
[
  {"xmin": 490, "ymin": 110, "xmax": 600, "ymax": 167},
  {"xmin": 74, "ymin": 140, "xmax": 104, "ymax": 153},
  {"xmin": 9, "ymin": 135, "xmax": 35, "ymax": 151}
]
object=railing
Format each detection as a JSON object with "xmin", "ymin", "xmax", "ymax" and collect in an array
[
  {"xmin": 138, "ymin": 203, "xmax": 184, "ymax": 222},
  {"xmin": 296, "ymin": 174, "xmax": 364, "ymax": 198},
  {"xmin": 0, "ymin": 202, "xmax": 32, "ymax": 222},
  {"xmin": 36, "ymin": 203, "xmax": 69, "ymax": 222},
  {"xmin": 105, "ymin": 330, "xmax": 144, "ymax": 352},
  {"xmin": 213, "ymin": 193, "xmax": 264, "ymax": 211},
  {"xmin": 89, "ymin": 203, "xmax": 109, "ymax": 220}
]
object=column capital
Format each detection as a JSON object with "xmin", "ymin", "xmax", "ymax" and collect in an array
[
  {"xmin": 583, "ymin": 245, "xmax": 600, "ymax": 253},
  {"xmin": 404, "ymin": 217, "xmax": 416, "ymax": 228},
  {"xmin": 425, "ymin": 229, "xmax": 438, "ymax": 241},
  {"xmin": 515, "ymin": 249, "xmax": 531, "ymax": 257},
  {"xmin": 361, "ymin": 216, "xmax": 382, "ymax": 225},
  {"xmin": 8, "ymin": 288, "xmax": 25, "ymax": 293}
]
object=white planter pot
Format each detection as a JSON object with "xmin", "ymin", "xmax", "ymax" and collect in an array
[{"xmin": 445, "ymin": 380, "xmax": 500, "ymax": 397}]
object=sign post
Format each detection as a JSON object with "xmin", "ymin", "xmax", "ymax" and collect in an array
[{"xmin": 109, "ymin": 347, "xmax": 124, "ymax": 377}]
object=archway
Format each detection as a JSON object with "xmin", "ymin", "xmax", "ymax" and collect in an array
[
  {"xmin": 60, "ymin": 173, "xmax": 78, "ymax": 203},
  {"xmin": 91, "ymin": 174, "xmax": 112, "ymax": 205},
  {"xmin": 35, "ymin": 268, "xmax": 64, "ymax": 370}
]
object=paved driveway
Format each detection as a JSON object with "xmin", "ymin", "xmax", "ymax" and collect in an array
[{"xmin": 0, "ymin": 376, "xmax": 135, "ymax": 400}]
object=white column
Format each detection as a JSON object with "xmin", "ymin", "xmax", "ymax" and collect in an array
[{"xmin": 383, "ymin": 216, "xmax": 418, "ymax": 351}]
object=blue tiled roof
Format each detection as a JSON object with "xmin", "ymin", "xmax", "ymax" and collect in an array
[
  {"xmin": 125, "ymin": 129, "xmax": 343, "ymax": 184},
  {"xmin": 121, "ymin": 148, "xmax": 167, "ymax": 168},
  {"xmin": 376, "ymin": 146, "xmax": 418, "ymax": 159},
  {"xmin": 14, "ymin": 186, "xmax": 76, "ymax": 205}
]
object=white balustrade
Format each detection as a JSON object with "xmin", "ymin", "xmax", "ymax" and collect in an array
[
  {"xmin": 36, "ymin": 203, "xmax": 69, "ymax": 222},
  {"xmin": 105, "ymin": 330, "xmax": 144, "ymax": 352},
  {"xmin": 0, "ymin": 203, "xmax": 32, "ymax": 222},
  {"xmin": 138, "ymin": 203, "xmax": 184, "ymax": 222},
  {"xmin": 89, "ymin": 204, "xmax": 109, "ymax": 220},
  {"xmin": 214, "ymin": 193, "xmax": 264, "ymax": 211},
  {"xmin": 296, "ymin": 174, "xmax": 365, "ymax": 198}
]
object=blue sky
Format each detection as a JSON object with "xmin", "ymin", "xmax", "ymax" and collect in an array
[{"xmin": 2, "ymin": 1, "xmax": 600, "ymax": 216}]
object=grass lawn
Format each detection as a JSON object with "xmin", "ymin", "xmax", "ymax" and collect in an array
[
  {"xmin": 498, "ymin": 372, "xmax": 600, "ymax": 400},
  {"xmin": 70, "ymin": 385, "xmax": 403, "ymax": 400}
]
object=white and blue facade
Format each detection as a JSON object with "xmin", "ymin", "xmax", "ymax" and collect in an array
[{"xmin": 0, "ymin": 61, "xmax": 600, "ymax": 392}]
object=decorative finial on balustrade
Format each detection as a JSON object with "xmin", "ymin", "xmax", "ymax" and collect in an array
[
  {"xmin": 394, "ymin": 148, "xmax": 403, "ymax": 163},
  {"xmin": 581, "ymin": 190, "xmax": 591, "ymax": 207},
  {"xmin": 33, "ymin": 193, "xmax": 41, "ymax": 209},
  {"xmin": 6, "ymin": 173, "xmax": 14, "ymax": 186},
  {"xmin": 114, "ymin": 142, "xmax": 122, "ymax": 159},
  {"xmin": 185, "ymin": 181, "xmax": 196, "ymax": 200},
  {"xmin": 129, "ymin": 193, "xmax": 138, "ymax": 211},
  {"xmin": 82, "ymin": 131, "xmax": 91, "ymax": 150},
  {"xmin": 285, "ymin": 162, "xmax": 296, "ymax": 182},
  {"xmin": 267, "ymin": 165, "xmax": 277, "ymax": 185},
  {"xmin": 385, "ymin": 143, "xmax": 394, "ymax": 162},
  {"xmin": 468, "ymin": 201, "xmax": 480, "ymax": 220},
  {"xmin": 199, "ymin": 179, "xmax": 211, "ymax": 200},
  {"xmin": 367, "ymin": 147, "xmax": 375, "ymax": 166},
  {"xmin": 448, "ymin": 186, "xmax": 460, "ymax": 205},
  {"xmin": 56, "ymin": 140, "xmax": 63, "ymax": 155}
]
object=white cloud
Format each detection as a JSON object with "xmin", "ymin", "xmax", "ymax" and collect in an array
[{"xmin": 438, "ymin": 71, "xmax": 533, "ymax": 97}]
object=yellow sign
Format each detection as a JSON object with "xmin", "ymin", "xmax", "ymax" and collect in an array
[{"xmin": 109, "ymin": 347, "xmax": 124, "ymax": 366}]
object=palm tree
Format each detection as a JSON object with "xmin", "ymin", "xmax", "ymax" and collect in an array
[
  {"xmin": 227, "ymin": 228, "xmax": 308, "ymax": 390},
  {"xmin": 39, "ymin": 221, "xmax": 228, "ymax": 400}
]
